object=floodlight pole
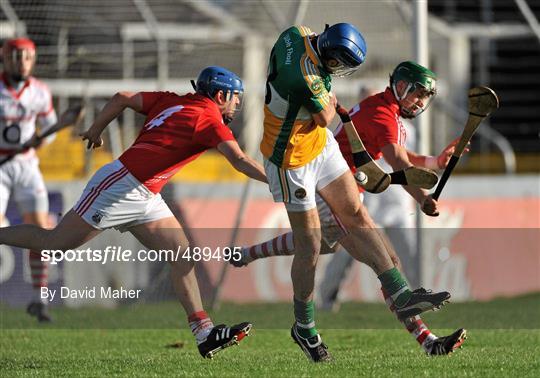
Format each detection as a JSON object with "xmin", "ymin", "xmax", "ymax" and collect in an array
[
  {"xmin": 413, "ymin": 0, "xmax": 430, "ymax": 155},
  {"xmin": 413, "ymin": 0, "xmax": 430, "ymax": 288}
]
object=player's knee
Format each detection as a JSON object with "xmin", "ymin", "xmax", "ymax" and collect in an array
[
  {"xmin": 44, "ymin": 238, "xmax": 75, "ymax": 251},
  {"xmin": 167, "ymin": 244, "xmax": 193, "ymax": 267},
  {"xmin": 43, "ymin": 228, "xmax": 80, "ymax": 251},
  {"xmin": 293, "ymin": 231, "xmax": 321, "ymax": 258},
  {"xmin": 341, "ymin": 204, "xmax": 375, "ymax": 230}
]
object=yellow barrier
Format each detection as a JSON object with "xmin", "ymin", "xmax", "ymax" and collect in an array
[{"xmin": 38, "ymin": 129, "xmax": 247, "ymax": 182}]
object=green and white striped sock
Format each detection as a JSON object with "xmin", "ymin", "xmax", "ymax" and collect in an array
[
  {"xmin": 378, "ymin": 267, "xmax": 412, "ymax": 308},
  {"xmin": 294, "ymin": 298, "xmax": 318, "ymax": 338}
]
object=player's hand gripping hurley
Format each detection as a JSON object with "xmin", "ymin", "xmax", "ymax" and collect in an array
[
  {"xmin": 432, "ymin": 87, "xmax": 499, "ymax": 200},
  {"xmin": 0, "ymin": 105, "xmax": 86, "ymax": 167},
  {"xmin": 335, "ymin": 104, "xmax": 438, "ymax": 193}
]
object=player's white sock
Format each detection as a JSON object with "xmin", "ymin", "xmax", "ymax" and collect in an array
[
  {"xmin": 242, "ymin": 232, "xmax": 295, "ymax": 263},
  {"xmin": 188, "ymin": 311, "xmax": 214, "ymax": 344}
]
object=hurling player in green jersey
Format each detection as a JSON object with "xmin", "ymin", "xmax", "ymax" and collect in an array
[{"xmin": 260, "ymin": 24, "xmax": 452, "ymax": 362}]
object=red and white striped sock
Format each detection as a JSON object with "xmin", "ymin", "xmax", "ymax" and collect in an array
[
  {"xmin": 404, "ymin": 317, "xmax": 437, "ymax": 352},
  {"xmin": 29, "ymin": 250, "xmax": 48, "ymax": 304},
  {"xmin": 188, "ymin": 311, "xmax": 214, "ymax": 344},
  {"xmin": 381, "ymin": 287, "xmax": 437, "ymax": 352},
  {"xmin": 242, "ymin": 232, "xmax": 295, "ymax": 263}
]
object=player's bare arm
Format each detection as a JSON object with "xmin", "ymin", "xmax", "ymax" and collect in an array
[
  {"xmin": 217, "ymin": 140, "xmax": 267, "ymax": 183},
  {"xmin": 381, "ymin": 143, "xmax": 439, "ymax": 216},
  {"xmin": 80, "ymin": 91, "xmax": 143, "ymax": 149},
  {"xmin": 311, "ymin": 91, "xmax": 337, "ymax": 127},
  {"xmin": 406, "ymin": 138, "xmax": 470, "ymax": 170}
]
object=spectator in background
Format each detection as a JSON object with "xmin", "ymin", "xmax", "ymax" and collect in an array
[{"xmin": 1, "ymin": 38, "xmax": 57, "ymax": 322}]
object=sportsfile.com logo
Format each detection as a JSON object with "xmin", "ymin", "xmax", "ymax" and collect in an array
[{"xmin": 40, "ymin": 246, "xmax": 242, "ymax": 265}]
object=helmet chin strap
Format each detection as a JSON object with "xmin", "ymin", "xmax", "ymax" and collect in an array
[
  {"xmin": 400, "ymin": 99, "xmax": 424, "ymax": 119},
  {"xmin": 190, "ymin": 79, "xmax": 237, "ymax": 124},
  {"xmin": 391, "ymin": 82, "xmax": 412, "ymax": 101},
  {"xmin": 220, "ymin": 90, "xmax": 236, "ymax": 125},
  {"xmin": 391, "ymin": 82, "xmax": 417, "ymax": 118},
  {"xmin": 400, "ymin": 108, "xmax": 416, "ymax": 119},
  {"xmin": 222, "ymin": 115, "xmax": 233, "ymax": 125},
  {"xmin": 7, "ymin": 73, "xmax": 28, "ymax": 88}
]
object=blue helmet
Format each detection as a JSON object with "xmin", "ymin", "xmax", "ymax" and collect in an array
[
  {"xmin": 191, "ymin": 66, "xmax": 244, "ymax": 124},
  {"xmin": 317, "ymin": 23, "xmax": 367, "ymax": 77},
  {"xmin": 192, "ymin": 66, "xmax": 244, "ymax": 99}
]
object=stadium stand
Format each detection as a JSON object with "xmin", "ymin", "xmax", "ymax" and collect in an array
[{"xmin": 2, "ymin": 0, "xmax": 538, "ymax": 177}]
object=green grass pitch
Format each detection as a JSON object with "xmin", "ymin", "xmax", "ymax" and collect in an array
[{"xmin": 1, "ymin": 294, "xmax": 539, "ymax": 377}]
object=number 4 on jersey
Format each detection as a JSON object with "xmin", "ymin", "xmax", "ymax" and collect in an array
[{"xmin": 145, "ymin": 105, "xmax": 184, "ymax": 130}]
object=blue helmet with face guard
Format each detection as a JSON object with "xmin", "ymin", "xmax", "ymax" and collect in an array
[
  {"xmin": 191, "ymin": 66, "xmax": 244, "ymax": 124},
  {"xmin": 317, "ymin": 23, "xmax": 367, "ymax": 77},
  {"xmin": 192, "ymin": 66, "xmax": 243, "ymax": 98}
]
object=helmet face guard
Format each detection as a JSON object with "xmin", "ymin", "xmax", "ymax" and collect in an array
[
  {"xmin": 7, "ymin": 48, "xmax": 35, "ymax": 64},
  {"xmin": 390, "ymin": 61, "xmax": 437, "ymax": 118},
  {"xmin": 224, "ymin": 89, "xmax": 244, "ymax": 112},
  {"xmin": 317, "ymin": 23, "xmax": 366, "ymax": 77},
  {"xmin": 2, "ymin": 38, "xmax": 36, "ymax": 82},
  {"xmin": 191, "ymin": 66, "xmax": 244, "ymax": 123},
  {"xmin": 397, "ymin": 85, "xmax": 436, "ymax": 118},
  {"xmin": 321, "ymin": 48, "xmax": 363, "ymax": 77}
]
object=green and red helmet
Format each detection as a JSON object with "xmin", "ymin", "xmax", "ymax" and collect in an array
[{"xmin": 390, "ymin": 61, "xmax": 437, "ymax": 118}]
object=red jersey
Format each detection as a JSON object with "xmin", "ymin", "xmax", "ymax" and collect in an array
[
  {"xmin": 119, "ymin": 92, "xmax": 235, "ymax": 193},
  {"xmin": 335, "ymin": 87, "xmax": 407, "ymax": 171}
]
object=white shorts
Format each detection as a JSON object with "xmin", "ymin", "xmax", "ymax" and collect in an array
[
  {"xmin": 316, "ymin": 192, "xmax": 364, "ymax": 248},
  {"xmin": 73, "ymin": 160, "xmax": 174, "ymax": 231},
  {"xmin": 265, "ymin": 129, "xmax": 349, "ymax": 212},
  {"xmin": 0, "ymin": 155, "xmax": 48, "ymax": 215}
]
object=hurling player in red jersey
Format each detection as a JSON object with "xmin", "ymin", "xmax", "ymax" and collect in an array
[
  {"xmin": 232, "ymin": 62, "xmax": 467, "ymax": 355},
  {"xmin": 334, "ymin": 61, "xmax": 465, "ymax": 212},
  {"xmin": 327, "ymin": 62, "xmax": 468, "ymax": 355},
  {"xmin": 0, "ymin": 66, "xmax": 266, "ymax": 358}
]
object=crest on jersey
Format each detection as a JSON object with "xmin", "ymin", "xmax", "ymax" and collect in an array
[
  {"xmin": 295, "ymin": 188, "xmax": 307, "ymax": 199},
  {"xmin": 310, "ymin": 79, "xmax": 323, "ymax": 96},
  {"xmin": 92, "ymin": 211, "xmax": 104, "ymax": 224},
  {"xmin": 3, "ymin": 123, "xmax": 21, "ymax": 144}
]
